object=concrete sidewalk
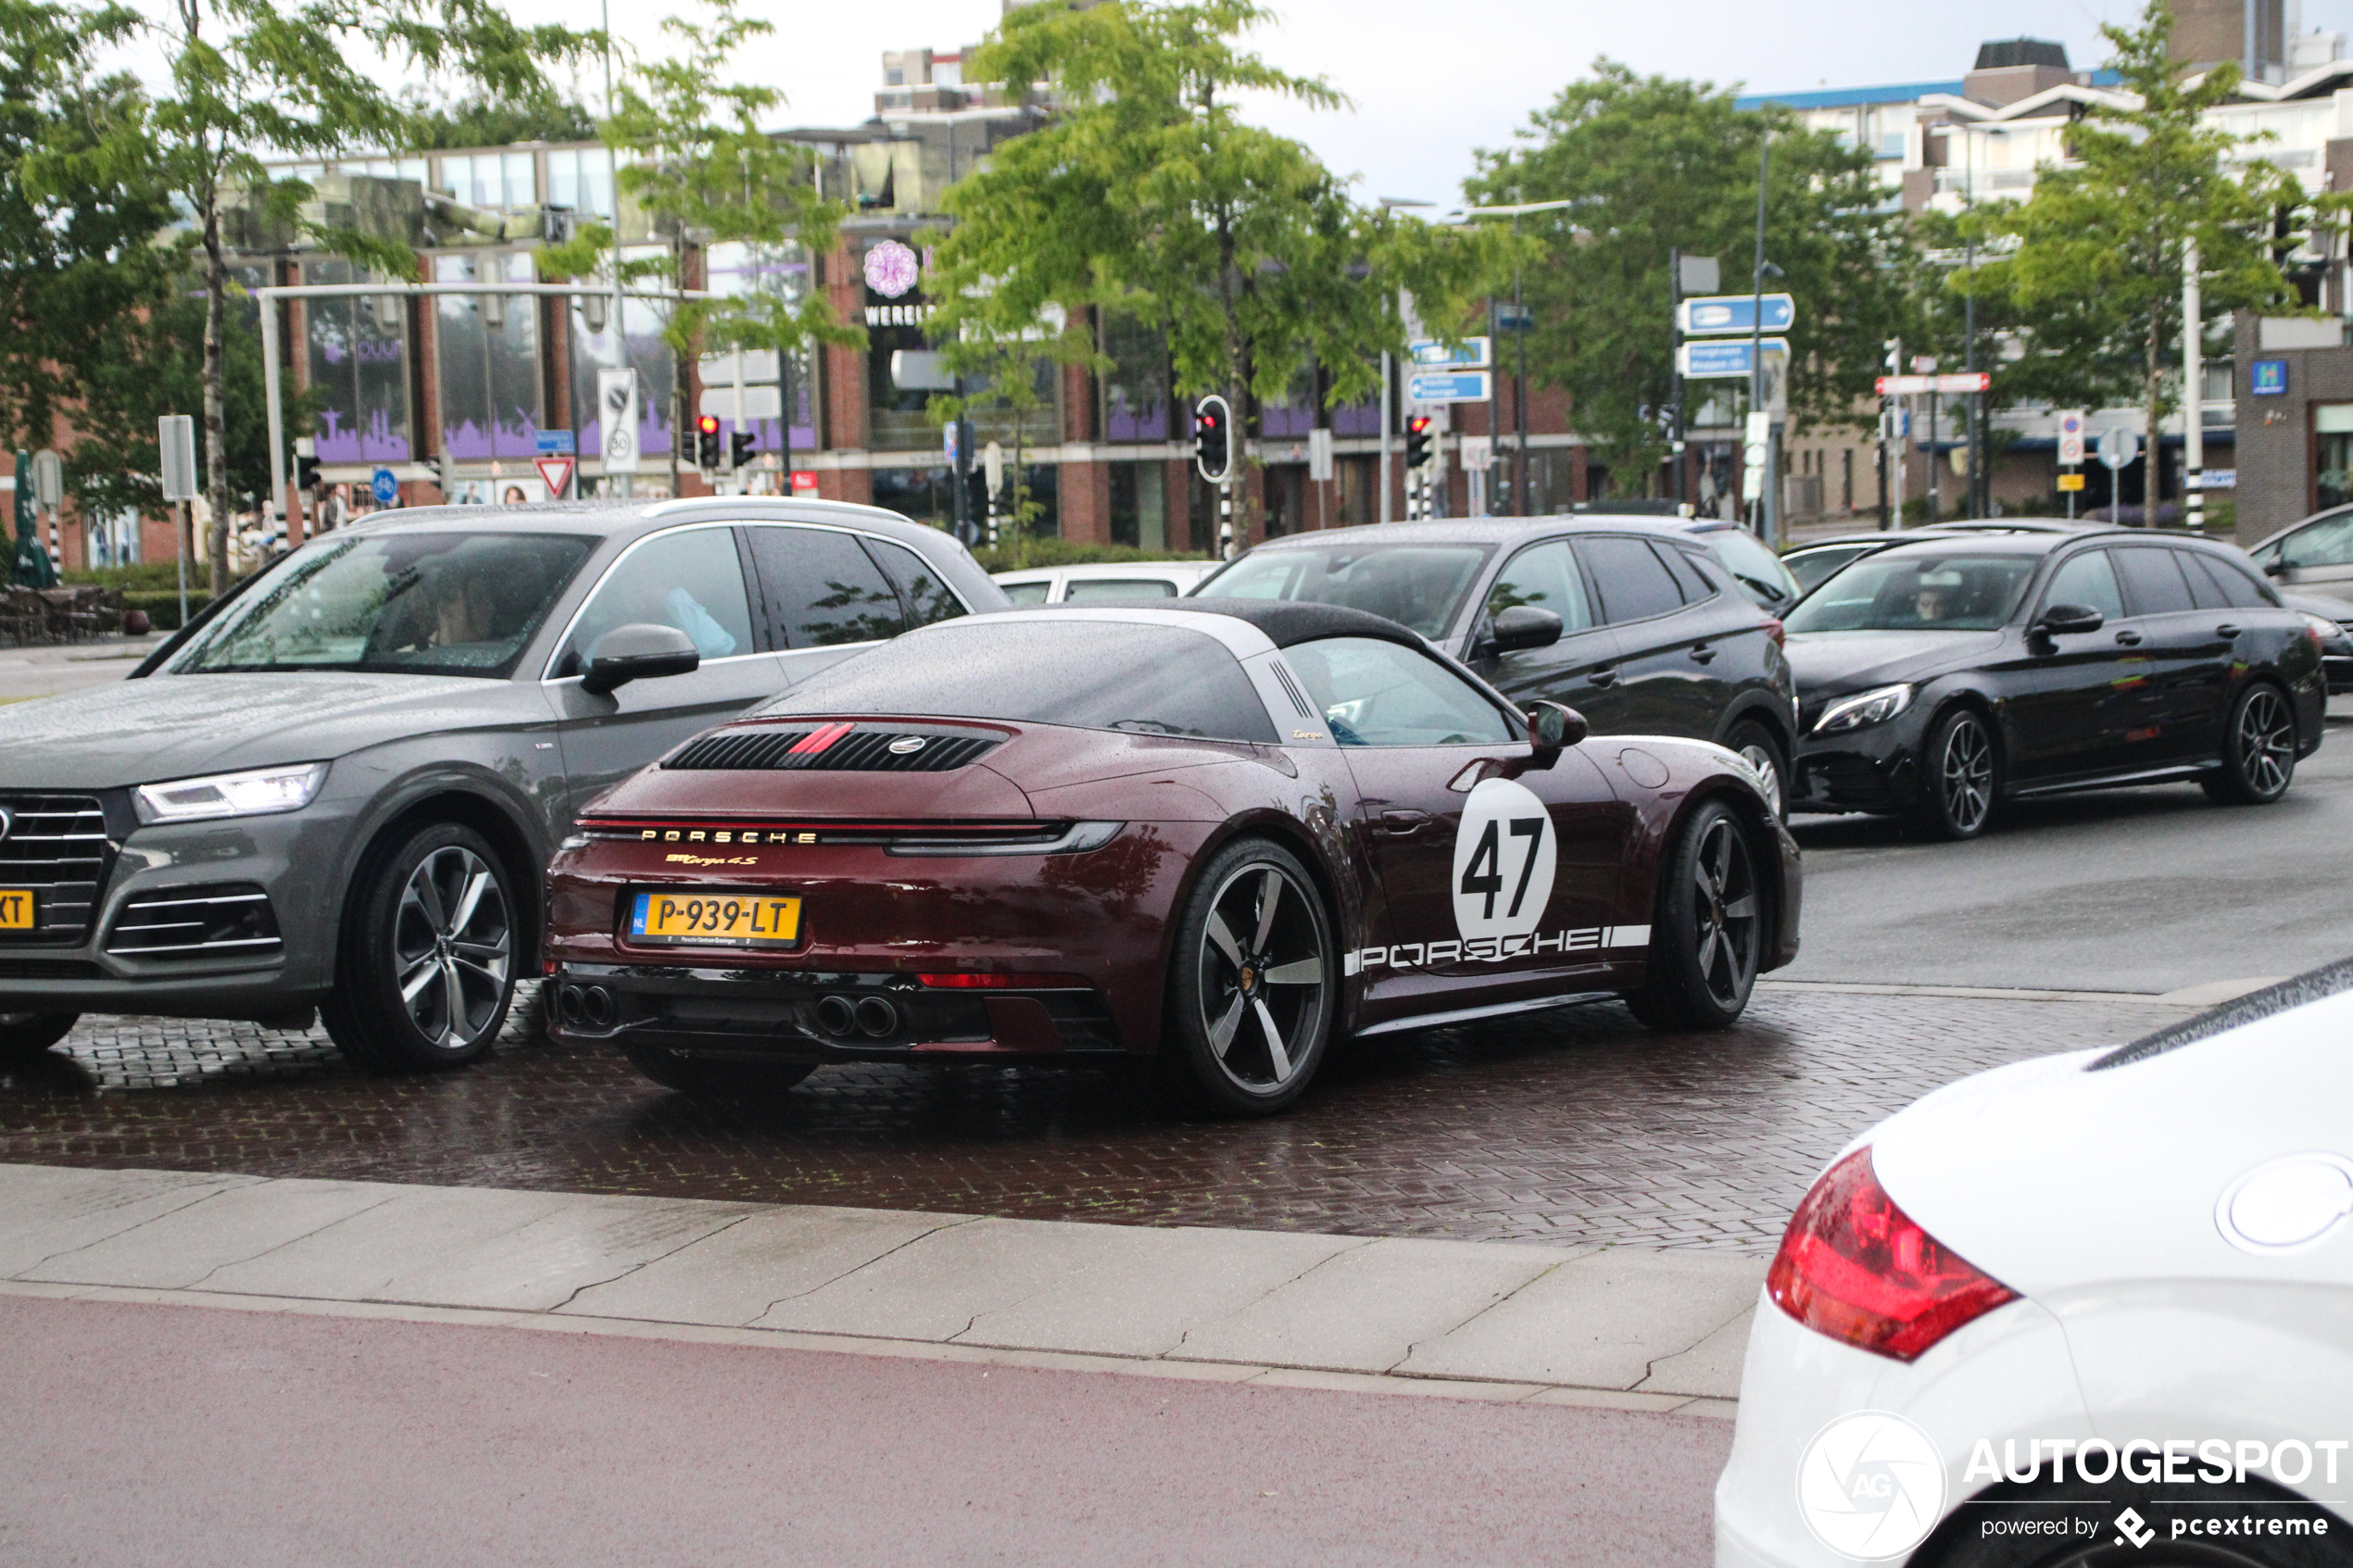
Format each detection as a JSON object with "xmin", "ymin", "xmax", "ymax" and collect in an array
[{"xmin": 0, "ymin": 1162, "xmax": 1763, "ymax": 1413}]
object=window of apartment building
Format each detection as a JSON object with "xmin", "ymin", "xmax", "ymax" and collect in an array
[
  {"xmin": 568, "ymin": 245, "xmax": 675, "ymax": 462},
  {"xmin": 546, "ymin": 148, "xmax": 616, "ymax": 221},
  {"xmin": 1100, "ymin": 312, "xmax": 1170, "ymax": 442},
  {"xmin": 434, "ymin": 251, "xmax": 545, "ymax": 460},
  {"xmin": 303, "ymin": 258, "xmax": 413, "ymax": 464},
  {"xmin": 2317, "ymin": 405, "xmax": 2353, "ymax": 511},
  {"xmin": 434, "ymin": 151, "xmax": 536, "ymax": 210},
  {"xmin": 1109, "ymin": 461, "xmax": 1170, "ymax": 550},
  {"xmin": 706, "ymin": 241, "xmax": 819, "ymax": 453}
]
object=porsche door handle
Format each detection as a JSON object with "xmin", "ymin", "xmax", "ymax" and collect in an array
[
  {"xmin": 2114, "ymin": 629, "xmax": 2144, "ymax": 646},
  {"xmin": 1586, "ymin": 667, "xmax": 1619, "ymax": 687},
  {"xmin": 1379, "ymin": 809, "xmax": 1432, "ymax": 836},
  {"xmin": 1689, "ymin": 645, "xmax": 1718, "ymax": 664}
]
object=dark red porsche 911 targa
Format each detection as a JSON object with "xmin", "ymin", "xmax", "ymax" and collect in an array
[{"xmin": 543, "ymin": 601, "xmax": 1800, "ymax": 1115}]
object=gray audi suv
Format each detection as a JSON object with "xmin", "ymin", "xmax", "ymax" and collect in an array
[{"xmin": 0, "ymin": 496, "xmax": 1005, "ymax": 1071}]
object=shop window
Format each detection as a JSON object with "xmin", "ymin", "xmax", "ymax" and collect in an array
[
  {"xmin": 2318, "ymin": 405, "xmax": 2353, "ymax": 511},
  {"xmin": 434, "ymin": 251, "xmax": 544, "ymax": 461},
  {"xmin": 304, "ymin": 258, "xmax": 412, "ymax": 463}
]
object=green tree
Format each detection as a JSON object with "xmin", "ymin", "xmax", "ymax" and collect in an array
[
  {"xmin": 132, "ymin": 0, "xmax": 589, "ymax": 587},
  {"xmin": 0, "ymin": 2, "xmax": 179, "ymax": 461},
  {"xmin": 1468, "ymin": 62, "xmax": 1909, "ymax": 485},
  {"xmin": 933, "ymin": 0, "xmax": 1513, "ymax": 540},
  {"xmin": 539, "ymin": 0, "xmax": 857, "ymax": 493},
  {"xmin": 1960, "ymin": 1, "xmax": 2316, "ymax": 491},
  {"xmin": 404, "ymin": 90, "xmax": 596, "ymax": 149}
]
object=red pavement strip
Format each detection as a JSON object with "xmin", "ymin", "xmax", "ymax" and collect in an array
[{"xmin": 0, "ymin": 1293, "xmax": 1728, "ymax": 1568}]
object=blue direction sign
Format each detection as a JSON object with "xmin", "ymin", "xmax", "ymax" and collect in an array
[
  {"xmin": 1408, "ymin": 337, "xmax": 1491, "ymax": 371},
  {"xmin": 535, "ymin": 429, "xmax": 576, "ymax": 456},
  {"xmin": 1677, "ymin": 338, "xmax": 1790, "ymax": 379},
  {"xmin": 1406, "ymin": 370, "xmax": 1492, "ymax": 404},
  {"xmin": 370, "ymin": 466, "xmax": 399, "ymax": 505},
  {"xmin": 1678, "ymin": 294, "xmax": 1795, "ymax": 336}
]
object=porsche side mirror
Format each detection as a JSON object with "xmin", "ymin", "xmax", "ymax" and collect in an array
[
  {"xmin": 2032, "ymin": 603, "xmax": 2105, "ymax": 638},
  {"xmin": 1491, "ymin": 605, "xmax": 1565, "ymax": 654},
  {"xmin": 1526, "ymin": 700, "xmax": 1588, "ymax": 761},
  {"xmin": 581, "ymin": 622, "xmax": 700, "ymax": 695}
]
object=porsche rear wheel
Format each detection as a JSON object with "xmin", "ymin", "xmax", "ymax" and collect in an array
[
  {"xmin": 1623, "ymin": 800, "xmax": 1762, "ymax": 1033},
  {"xmin": 0, "ymin": 1011, "xmax": 78, "ymax": 1063},
  {"xmin": 1157, "ymin": 838, "xmax": 1335, "ymax": 1117},
  {"xmin": 623, "ymin": 1045, "xmax": 816, "ymax": 1098}
]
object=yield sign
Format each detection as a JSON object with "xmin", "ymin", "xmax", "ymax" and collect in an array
[{"xmin": 534, "ymin": 455, "xmax": 574, "ymax": 498}]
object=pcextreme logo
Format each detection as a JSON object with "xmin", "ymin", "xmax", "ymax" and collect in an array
[{"xmin": 1795, "ymin": 1411, "xmax": 1945, "ymax": 1561}]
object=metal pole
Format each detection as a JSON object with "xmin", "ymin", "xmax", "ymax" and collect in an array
[
  {"xmin": 260, "ymin": 292, "xmax": 286, "ymax": 532},
  {"xmin": 175, "ymin": 499, "xmax": 188, "ymax": 628},
  {"xmin": 603, "ymin": 0, "xmax": 628, "ymax": 499},
  {"xmin": 2183, "ymin": 236, "xmax": 2205, "ymax": 533},
  {"xmin": 1514, "ymin": 270, "xmax": 1529, "ymax": 516},
  {"xmin": 1747, "ymin": 132, "xmax": 1770, "ymax": 540},
  {"xmin": 1669, "ymin": 244, "xmax": 1683, "ymax": 507},
  {"xmin": 1378, "ymin": 350, "xmax": 1393, "ymax": 523},
  {"xmin": 1928, "ymin": 391, "xmax": 1941, "ymax": 523},
  {"xmin": 1964, "ymin": 234, "xmax": 1981, "ymax": 519}
]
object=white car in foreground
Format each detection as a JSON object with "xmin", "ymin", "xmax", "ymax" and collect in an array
[{"xmin": 1718, "ymin": 969, "xmax": 2353, "ymax": 1568}]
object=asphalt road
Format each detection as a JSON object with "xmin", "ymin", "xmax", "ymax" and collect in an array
[
  {"xmin": 1780, "ymin": 705, "xmax": 2353, "ymax": 994},
  {"xmin": 0, "ymin": 1294, "xmax": 1727, "ymax": 1568}
]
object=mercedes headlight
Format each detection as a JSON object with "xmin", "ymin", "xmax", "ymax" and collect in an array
[
  {"xmin": 1810, "ymin": 684, "xmax": 1914, "ymax": 736},
  {"xmin": 134, "ymin": 762, "xmax": 328, "ymax": 824}
]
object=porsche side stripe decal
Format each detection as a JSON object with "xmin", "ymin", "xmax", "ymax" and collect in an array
[{"xmin": 1344, "ymin": 926, "xmax": 1649, "ymax": 975}]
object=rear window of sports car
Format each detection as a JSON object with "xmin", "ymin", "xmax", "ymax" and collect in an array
[{"xmin": 763, "ymin": 621, "xmax": 1281, "ymax": 743}]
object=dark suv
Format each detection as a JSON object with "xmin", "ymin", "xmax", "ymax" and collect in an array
[{"xmin": 1194, "ymin": 519, "xmax": 1800, "ymax": 812}]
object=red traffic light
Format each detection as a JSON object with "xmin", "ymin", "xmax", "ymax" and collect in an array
[
  {"xmin": 696, "ymin": 415, "xmax": 722, "ymax": 436},
  {"xmin": 1407, "ymin": 415, "xmax": 1432, "ymax": 434}
]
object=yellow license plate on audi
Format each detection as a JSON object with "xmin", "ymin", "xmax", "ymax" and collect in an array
[
  {"xmin": 628, "ymin": 890, "xmax": 802, "ymax": 947},
  {"xmin": 0, "ymin": 888, "xmax": 33, "ymax": 930}
]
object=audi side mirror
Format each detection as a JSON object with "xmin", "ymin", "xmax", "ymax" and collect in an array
[
  {"xmin": 2032, "ymin": 603, "xmax": 2105, "ymax": 638},
  {"xmin": 1490, "ymin": 605, "xmax": 1565, "ymax": 655},
  {"xmin": 2263, "ymin": 558, "xmax": 2290, "ymax": 579},
  {"xmin": 581, "ymin": 622, "xmax": 700, "ymax": 695},
  {"xmin": 1526, "ymin": 700, "xmax": 1588, "ymax": 762}
]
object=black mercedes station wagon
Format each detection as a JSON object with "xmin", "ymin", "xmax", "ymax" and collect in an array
[{"xmin": 1782, "ymin": 531, "xmax": 2325, "ymax": 839}]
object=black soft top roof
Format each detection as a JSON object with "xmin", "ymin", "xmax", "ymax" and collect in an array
[{"xmin": 1067, "ymin": 596, "xmax": 1430, "ymax": 653}]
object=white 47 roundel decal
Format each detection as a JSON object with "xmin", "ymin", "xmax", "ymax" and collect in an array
[{"xmin": 1451, "ymin": 777, "xmax": 1556, "ymax": 941}]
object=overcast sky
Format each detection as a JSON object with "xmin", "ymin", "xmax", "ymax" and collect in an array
[{"xmin": 112, "ymin": 0, "xmax": 2353, "ymax": 201}]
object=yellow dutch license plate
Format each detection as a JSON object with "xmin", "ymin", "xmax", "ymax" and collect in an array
[
  {"xmin": 628, "ymin": 890, "xmax": 801, "ymax": 947},
  {"xmin": 0, "ymin": 889, "xmax": 33, "ymax": 931}
]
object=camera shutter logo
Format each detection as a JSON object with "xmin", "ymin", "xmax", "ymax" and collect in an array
[{"xmin": 1795, "ymin": 1411, "xmax": 1945, "ymax": 1560}]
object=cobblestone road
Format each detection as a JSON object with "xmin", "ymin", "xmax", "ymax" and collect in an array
[{"xmin": 0, "ymin": 984, "xmax": 2184, "ymax": 1253}]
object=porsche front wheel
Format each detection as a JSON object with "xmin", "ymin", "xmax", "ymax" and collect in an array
[
  {"xmin": 1158, "ymin": 838, "xmax": 1336, "ymax": 1117},
  {"xmin": 1623, "ymin": 800, "xmax": 1763, "ymax": 1033}
]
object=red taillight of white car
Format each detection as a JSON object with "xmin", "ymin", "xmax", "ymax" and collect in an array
[{"xmin": 1766, "ymin": 1147, "xmax": 2019, "ymax": 1361}]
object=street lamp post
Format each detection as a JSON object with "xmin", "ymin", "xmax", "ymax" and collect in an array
[{"xmin": 1459, "ymin": 198, "xmax": 1583, "ymax": 519}]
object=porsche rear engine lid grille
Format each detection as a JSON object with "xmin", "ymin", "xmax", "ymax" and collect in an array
[{"xmin": 666, "ymin": 725, "xmax": 1000, "ymax": 773}]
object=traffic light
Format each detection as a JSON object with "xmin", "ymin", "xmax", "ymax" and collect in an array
[
  {"xmin": 295, "ymin": 452, "xmax": 320, "ymax": 492},
  {"xmin": 729, "ymin": 429, "xmax": 756, "ymax": 472},
  {"xmin": 1405, "ymin": 414, "xmax": 1433, "ymax": 471},
  {"xmin": 1193, "ymin": 394, "xmax": 1232, "ymax": 484},
  {"xmin": 695, "ymin": 414, "xmax": 723, "ymax": 470}
]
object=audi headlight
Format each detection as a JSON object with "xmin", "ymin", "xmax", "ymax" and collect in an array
[
  {"xmin": 134, "ymin": 762, "xmax": 328, "ymax": 824},
  {"xmin": 1810, "ymin": 684, "xmax": 1914, "ymax": 736}
]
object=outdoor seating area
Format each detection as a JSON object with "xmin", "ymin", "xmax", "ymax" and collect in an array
[{"xmin": 0, "ymin": 584, "xmax": 124, "ymax": 646}]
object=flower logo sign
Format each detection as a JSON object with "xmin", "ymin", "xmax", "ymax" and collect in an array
[{"xmin": 863, "ymin": 241, "xmax": 920, "ymax": 300}]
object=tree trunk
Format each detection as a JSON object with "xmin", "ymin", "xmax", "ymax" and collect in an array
[{"xmin": 201, "ymin": 189, "xmax": 231, "ymax": 593}]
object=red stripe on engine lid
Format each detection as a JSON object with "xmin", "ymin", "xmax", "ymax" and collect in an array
[{"xmin": 788, "ymin": 721, "xmax": 856, "ymax": 755}]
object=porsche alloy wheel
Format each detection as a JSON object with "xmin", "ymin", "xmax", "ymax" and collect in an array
[
  {"xmin": 0, "ymin": 1011, "xmax": 78, "ymax": 1063},
  {"xmin": 1161, "ymin": 839, "xmax": 1335, "ymax": 1116},
  {"xmin": 1624, "ymin": 800, "xmax": 1762, "ymax": 1032},
  {"xmin": 2204, "ymin": 683, "xmax": 2296, "ymax": 806},
  {"xmin": 322, "ymin": 822, "xmax": 519, "ymax": 1073},
  {"xmin": 1919, "ymin": 708, "xmax": 1995, "ymax": 841}
]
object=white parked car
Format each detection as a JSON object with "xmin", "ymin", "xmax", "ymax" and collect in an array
[
  {"xmin": 1718, "ymin": 968, "xmax": 2353, "ymax": 1568},
  {"xmin": 991, "ymin": 560, "xmax": 1221, "ymax": 605}
]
